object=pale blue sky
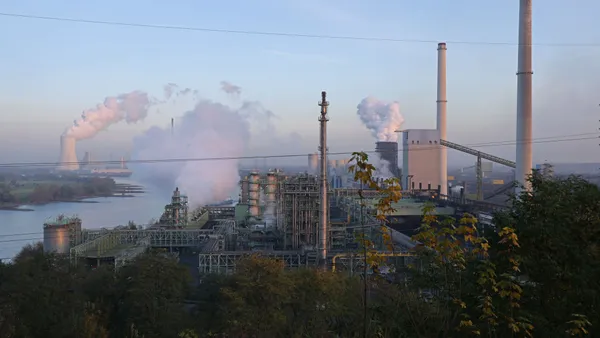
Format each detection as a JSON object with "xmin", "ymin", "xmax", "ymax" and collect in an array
[{"xmin": 1, "ymin": 0, "xmax": 600, "ymax": 165}]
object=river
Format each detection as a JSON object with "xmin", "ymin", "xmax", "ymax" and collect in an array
[{"xmin": 0, "ymin": 179, "xmax": 169, "ymax": 261}]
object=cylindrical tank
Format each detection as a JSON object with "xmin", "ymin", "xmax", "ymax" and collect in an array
[
  {"xmin": 240, "ymin": 177, "xmax": 249, "ymax": 203},
  {"xmin": 266, "ymin": 172, "xmax": 277, "ymax": 202},
  {"xmin": 248, "ymin": 172, "xmax": 260, "ymax": 217},
  {"xmin": 43, "ymin": 225, "xmax": 71, "ymax": 254}
]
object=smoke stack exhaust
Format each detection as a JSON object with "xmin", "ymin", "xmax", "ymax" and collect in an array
[
  {"xmin": 515, "ymin": 0, "xmax": 533, "ymax": 193},
  {"xmin": 57, "ymin": 135, "xmax": 79, "ymax": 171},
  {"xmin": 318, "ymin": 91, "xmax": 329, "ymax": 267},
  {"xmin": 437, "ymin": 42, "xmax": 448, "ymax": 197}
]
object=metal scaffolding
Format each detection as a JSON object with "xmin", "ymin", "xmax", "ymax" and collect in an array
[
  {"xmin": 198, "ymin": 251, "xmax": 318, "ymax": 275},
  {"xmin": 280, "ymin": 174, "xmax": 321, "ymax": 250},
  {"xmin": 160, "ymin": 187, "xmax": 189, "ymax": 227}
]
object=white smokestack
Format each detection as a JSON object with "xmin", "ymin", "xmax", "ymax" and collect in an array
[
  {"xmin": 437, "ymin": 42, "xmax": 448, "ymax": 197},
  {"xmin": 356, "ymin": 97, "xmax": 405, "ymax": 142},
  {"xmin": 57, "ymin": 135, "xmax": 79, "ymax": 171},
  {"xmin": 515, "ymin": 0, "xmax": 533, "ymax": 193}
]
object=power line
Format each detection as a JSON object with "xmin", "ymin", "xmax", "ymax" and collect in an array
[
  {"xmin": 0, "ymin": 133, "xmax": 595, "ymax": 169},
  {"xmin": 1, "ymin": 12, "xmax": 599, "ymax": 47}
]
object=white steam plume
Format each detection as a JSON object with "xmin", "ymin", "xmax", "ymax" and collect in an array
[
  {"xmin": 356, "ymin": 97, "xmax": 404, "ymax": 142},
  {"xmin": 373, "ymin": 157, "xmax": 393, "ymax": 179},
  {"xmin": 220, "ymin": 81, "xmax": 242, "ymax": 96},
  {"xmin": 132, "ymin": 82, "xmax": 282, "ymax": 207},
  {"xmin": 64, "ymin": 91, "xmax": 152, "ymax": 140}
]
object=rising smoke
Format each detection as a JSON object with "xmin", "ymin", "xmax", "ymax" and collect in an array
[
  {"xmin": 131, "ymin": 82, "xmax": 280, "ymax": 207},
  {"xmin": 63, "ymin": 91, "xmax": 153, "ymax": 140},
  {"xmin": 356, "ymin": 97, "xmax": 405, "ymax": 143}
]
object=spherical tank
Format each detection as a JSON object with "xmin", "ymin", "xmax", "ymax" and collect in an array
[{"xmin": 43, "ymin": 225, "xmax": 71, "ymax": 254}]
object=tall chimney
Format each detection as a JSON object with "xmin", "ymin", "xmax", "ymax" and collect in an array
[
  {"xmin": 515, "ymin": 0, "xmax": 533, "ymax": 193},
  {"xmin": 171, "ymin": 118, "xmax": 174, "ymax": 136},
  {"xmin": 57, "ymin": 135, "xmax": 80, "ymax": 171},
  {"xmin": 318, "ymin": 91, "xmax": 329, "ymax": 267},
  {"xmin": 437, "ymin": 42, "xmax": 448, "ymax": 197}
]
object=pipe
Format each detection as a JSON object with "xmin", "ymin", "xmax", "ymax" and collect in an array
[
  {"xmin": 318, "ymin": 91, "xmax": 329, "ymax": 266},
  {"xmin": 437, "ymin": 42, "xmax": 448, "ymax": 197},
  {"xmin": 515, "ymin": 0, "xmax": 533, "ymax": 193}
]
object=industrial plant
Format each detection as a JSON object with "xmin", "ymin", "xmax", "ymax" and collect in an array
[
  {"xmin": 57, "ymin": 135, "xmax": 132, "ymax": 178},
  {"xmin": 41, "ymin": 0, "xmax": 535, "ymax": 278}
]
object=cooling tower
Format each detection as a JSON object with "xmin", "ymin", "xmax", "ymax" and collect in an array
[
  {"xmin": 375, "ymin": 141, "xmax": 399, "ymax": 177},
  {"xmin": 57, "ymin": 135, "xmax": 80, "ymax": 171}
]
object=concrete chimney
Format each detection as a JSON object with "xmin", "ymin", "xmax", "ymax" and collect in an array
[
  {"xmin": 515, "ymin": 0, "xmax": 533, "ymax": 193},
  {"xmin": 57, "ymin": 135, "xmax": 79, "ymax": 171},
  {"xmin": 437, "ymin": 42, "xmax": 448, "ymax": 197}
]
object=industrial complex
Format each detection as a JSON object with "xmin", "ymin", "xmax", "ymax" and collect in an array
[{"xmin": 42, "ymin": 0, "xmax": 535, "ymax": 278}]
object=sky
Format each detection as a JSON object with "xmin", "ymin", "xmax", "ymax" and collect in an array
[{"xmin": 1, "ymin": 0, "xmax": 600, "ymax": 168}]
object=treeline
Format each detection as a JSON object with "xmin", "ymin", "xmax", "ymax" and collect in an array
[
  {"xmin": 1, "ymin": 165, "xmax": 599, "ymax": 337},
  {"xmin": 0, "ymin": 177, "xmax": 115, "ymax": 204}
]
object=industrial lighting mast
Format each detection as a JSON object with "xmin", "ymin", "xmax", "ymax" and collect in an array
[{"xmin": 318, "ymin": 91, "xmax": 329, "ymax": 267}]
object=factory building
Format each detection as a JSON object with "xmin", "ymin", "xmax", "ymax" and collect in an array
[{"xmin": 402, "ymin": 129, "xmax": 442, "ymax": 191}]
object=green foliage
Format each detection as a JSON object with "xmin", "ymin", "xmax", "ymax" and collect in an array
[
  {"xmin": 409, "ymin": 202, "xmax": 534, "ymax": 337},
  {"xmin": 2, "ymin": 177, "xmax": 116, "ymax": 205},
  {"xmin": 1, "ymin": 163, "xmax": 599, "ymax": 337},
  {"xmin": 348, "ymin": 151, "xmax": 402, "ymax": 261},
  {"xmin": 494, "ymin": 172, "xmax": 600, "ymax": 336}
]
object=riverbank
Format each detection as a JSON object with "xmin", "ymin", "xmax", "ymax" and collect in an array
[{"xmin": 0, "ymin": 183, "xmax": 146, "ymax": 211}]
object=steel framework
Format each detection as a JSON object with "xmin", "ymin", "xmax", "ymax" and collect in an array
[
  {"xmin": 198, "ymin": 251, "xmax": 318, "ymax": 274},
  {"xmin": 331, "ymin": 252, "xmax": 415, "ymax": 275},
  {"xmin": 70, "ymin": 228, "xmax": 218, "ymax": 260},
  {"xmin": 280, "ymin": 174, "xmax": 321, "ymax": 250},
  {"xmin": 440, "ymin": 139, "xmax": 516, "ymax": 200}
]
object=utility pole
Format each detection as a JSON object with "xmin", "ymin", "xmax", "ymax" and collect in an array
[{"xmin": 318, "ymin": 91, "xmax": 329, "ymax": 268}]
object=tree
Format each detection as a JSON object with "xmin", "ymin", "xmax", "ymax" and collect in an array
[
  {"xmin": 111, "ymin": 250, "xmax": 191, "ymax": 338},
  {"xmin": 494, "ymin": 172, "xmax": 599, "ymax": 336},
  {"xmin": 1, "ymin": 243, "xmax": 88, "ymax": 338},
  {"xmin": 347, "ymin": 151, "xmax": 403, "ymax": 338}
]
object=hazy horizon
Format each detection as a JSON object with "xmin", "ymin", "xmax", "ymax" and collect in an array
[{"xmin": 1, "ymin": 1, "xmax": 599, "ymax": 170}]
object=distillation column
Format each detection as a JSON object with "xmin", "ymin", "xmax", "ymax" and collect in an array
[{"xmin": 318, "ymin": 91, "xmax": 329, "ymax": 266}]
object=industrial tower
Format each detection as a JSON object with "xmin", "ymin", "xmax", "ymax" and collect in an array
[
  {"xmin": 515, "ymin": 0, "xmax": 533, "ymax": 193},
  {"xmin": 318, "ymin": 91, "xmax": 329, "ymax": 266}
]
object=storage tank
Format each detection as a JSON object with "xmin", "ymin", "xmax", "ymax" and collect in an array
[
  {"xmin": 248, "ymin": 171, "xmax": 260, "ymax": 217},
  {"xmin": 43, "ymin": 225, "xmax": 70, "ymax": 254},
  {"xmin": 43, "ymin": 215, "xmax": 82, "ymax": 254}
]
